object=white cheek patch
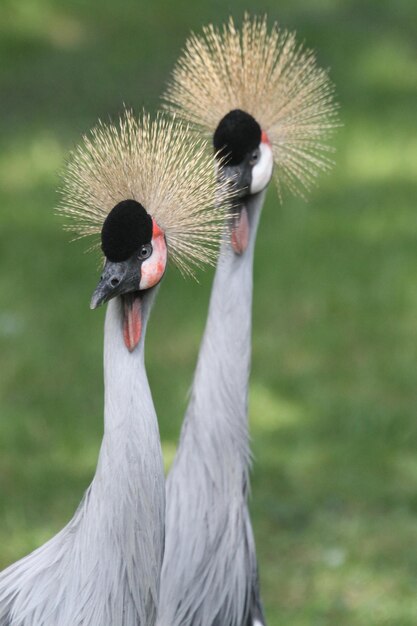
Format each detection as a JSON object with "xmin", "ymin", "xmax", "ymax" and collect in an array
[
  {"xmin": 253, "ymin": 621, "xmax": 264, "ymax": 626},
  {"xmin": 139, "ymin": 235, "xmax": 167, "ymax": 290},
  {"xmin": 250, "ymin": 142, "xmax": 274, "ymax": 194}
]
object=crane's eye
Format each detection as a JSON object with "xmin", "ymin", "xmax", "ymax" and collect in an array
[
  {"xmin": 249, "ymin": 148, "xmax": 260, "ymax": 166},
  {"xmin": 138, "ymin": 243, "xmax": 152, "ymax": 260}
]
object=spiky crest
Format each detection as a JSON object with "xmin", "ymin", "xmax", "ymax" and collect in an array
[
  {"xmin": 58, "ymin": 111, "xmax": 233, "ymax": 275},
  {"xmin": 163, "ymin": 14, "xmax": 339, "ymax": 198}
]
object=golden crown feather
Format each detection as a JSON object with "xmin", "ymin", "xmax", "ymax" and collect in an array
[
  {"xmin": 58, "ymin": 110, "xmax": 234, "ymax": 276},
  {"xmin": 163, "ymin": 14, "xmax": 339, "ymax": 198}
]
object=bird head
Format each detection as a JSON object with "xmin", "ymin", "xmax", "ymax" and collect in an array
[
  {"xmin": 213, "ymin": 109, "xmax": 274, "ymax": 253},
  {"xmin": 213, "ymin": 109, "xmax": 274, "ymax": 197},
  {"xmin": 163, "ymin": 14, "xmax": 338, "ymax": 254},
  {"xmin": 89, "ymin": 200, "xmax": 167, "ymax": 351},
  {"xmin": 59, "ymin": 111, "xmax": 233, "ymax": 351}
]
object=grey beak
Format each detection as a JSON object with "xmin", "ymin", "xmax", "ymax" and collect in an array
[
  {"xmin": 218, "ymin": 162, "xmax": 252, "ymax": 198},
  {"xmin": 90, "ymin": 258, "xmax": 140, "ymax": 310}
]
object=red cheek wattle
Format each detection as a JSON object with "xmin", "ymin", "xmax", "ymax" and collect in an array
[
  {"xmin": 123, "ymin": 295, "xmax": 142, "ymax": 352},
  {"xmin": 261, "ymin": 130, "xmax": 271, "ymax": 145},
  {"xmin": 141, "ymin": 264, "xmax": 163, "ymax": 289},
  {"xmin": 152, "ymin": 221, "xmax": 164, "ymax": 238},
  {"xmin": 139, "ymin": 232, "xmax": 168, "ymax": 290}
]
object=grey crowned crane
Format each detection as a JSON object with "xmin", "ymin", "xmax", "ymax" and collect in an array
[
  {"xmin": 0, "ymin": 112, "xmax": 231, "ymax": 626},
  {"xmin": 157, "ymin": 15, "xmax": 338, "ymax": 626}
]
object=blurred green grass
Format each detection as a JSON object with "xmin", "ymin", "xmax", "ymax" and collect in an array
[{"xmin": 0, "ymin": 0, "xmax": 416, "ymax": 624}]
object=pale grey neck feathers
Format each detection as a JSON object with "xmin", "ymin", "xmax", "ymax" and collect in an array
[
  {"xmin": 0, "ymin": 295, "xmax": 165, "ymax": 626},
  {"xmin": 158, "ymin": 190, "xmax": 266, "ymax": 626}
]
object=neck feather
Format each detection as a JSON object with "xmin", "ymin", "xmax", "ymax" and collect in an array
[
  {"xmin": 158, "ymin": 191, "xmax": 266, "ymax": 626},
  {"xmin": 182, "ymin": 189, "xmax": 266, "ymax": 467},
  {"xmin": 95, "ymin": 289, "xmax": 164, "ymax": 525},
  {"xmin": 82, "ymin": 291, "xmax": 165, "ymax": 623},
  {"xmin": 0, "ymin": 290, "xmax": 165, "ymax": 626}
]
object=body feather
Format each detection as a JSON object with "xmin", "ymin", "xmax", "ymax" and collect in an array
[
  {"xmin": 159, "ymin": 17, "xmax": 337, "ymax": 623},
  {"xmin": 1, "ymin": 111, "xmax": 229, "ymax": 625},
  {"xmin": 0, "ymin": 298, "xmax": 164, "ymax": 626},
  {"xmin": 158, "ymin": 191, "xmax": 266, "ymax": 626}
]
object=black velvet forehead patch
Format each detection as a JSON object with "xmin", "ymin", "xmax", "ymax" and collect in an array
[
  {"xmin": 101, "ymin": 199, "xmax": 153, "ymax": 262},
  {"xmin": 213, "ymin": 109, "xmax": 261, "ymax": 166}
]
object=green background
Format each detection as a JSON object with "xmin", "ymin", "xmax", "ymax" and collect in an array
[{"xmin": 0, "ymin": 0, "xmax": 416, "ymax": 624}]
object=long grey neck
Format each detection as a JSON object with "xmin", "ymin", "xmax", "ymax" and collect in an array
[
  {"xmin": 0, "ymin": 291, "xmax": 164, "ymax": 626},
  {"xmin": 98, "ymin": 290, "xmax": 160, "ymax": 473},
  {"xmin": 89, "ymin": 290, "xmax": 165, "ymax": 624},
  {"xmin": 183, "ymin": 190, "xmax": 265, "ymax": 479}
]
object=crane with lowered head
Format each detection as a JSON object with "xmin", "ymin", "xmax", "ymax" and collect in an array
[{"xmin": 0, "ymin": 111, "xmax": 232, "ymax": 626}]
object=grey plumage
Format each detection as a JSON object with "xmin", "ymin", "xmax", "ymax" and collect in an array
[
  {"xmin": 159, "ymin": 15, "xmax": 337, "ymax": 624},
  {"xmin": 158, "ymin": 191, "xmax": 266, "ymax": 626},
  {"xmin": 0, "ymin": 296, "xmax": 165, "ymax": 626},
  {"xmin": 0, "ymin": 112, "xmax": 229, "ymax": 626}
]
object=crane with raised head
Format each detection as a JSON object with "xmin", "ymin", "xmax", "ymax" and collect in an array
[
  {"xmin": 0, "ymin": 111, "xmax": 230, "ymax": 626},
  {"xmin": 158, "ymin": 15, "xmax": 338, "ymax": 626}
]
